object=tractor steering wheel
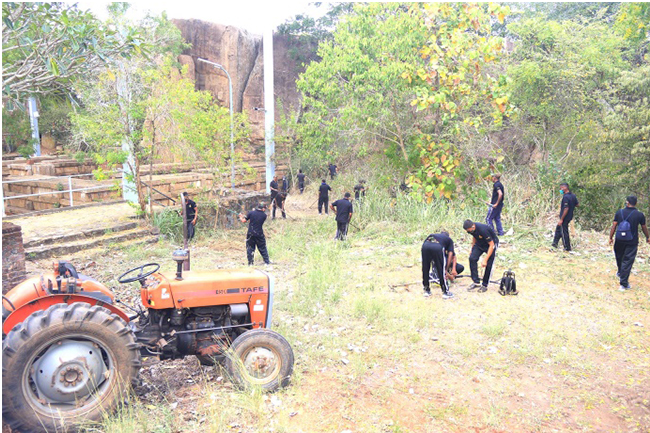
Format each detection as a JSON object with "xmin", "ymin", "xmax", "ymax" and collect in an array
[{"xmin": 117, "ymin": 263, "xmax": 160, "ymax": 285}]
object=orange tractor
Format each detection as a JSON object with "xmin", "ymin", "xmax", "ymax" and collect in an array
[{"xmin": 2, "ymin": 250, "xmax": 294, "ymax": 432}]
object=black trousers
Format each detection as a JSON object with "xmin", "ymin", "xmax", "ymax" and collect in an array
[
  {"xmin": 614, "ymin": 241, "xmax": 637, "ymax": 286},
  {"xmin": 272, "ymin": 195, "xmax": 286, "ymax": 219},
  {"xmin": 469, "ymin": 243, "xmax": 498, "ymax": 287},
  {"xmin": 246, "ymin": 234, "xmax": 270, "ymax": 265},
  {"xmin": 553, "ymin": 220, "xmax": 571, "ymax": 251},
  {"xmin": 318, "ymin": 197, "xmax": 328, "ymax": 214},
  {"xmin": 299, "ymin": 182, "xmax": 304, "ymax": 194},
  {"xmin": 186, "ymin": 220, "xmax": 195, "ymax": 241},
  {"xmin": 335, "ymin": 221, "xmax": 348, "ymax": 240},
  {"xmin": 421, "ymin": 241, "xmax": 452, "ymax": 294}
]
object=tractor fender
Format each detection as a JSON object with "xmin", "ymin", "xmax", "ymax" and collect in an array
[{"xmin": 2, "ymin": 294, "xmax": 130, "ymax": 335}]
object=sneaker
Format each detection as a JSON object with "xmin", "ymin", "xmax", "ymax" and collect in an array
[
  {"xmin": 467, "ymin": 283, "xmax": 481, "ymax": 292},
  {"xmin": 442, "ymin": 292, "xmax": 455, "ymax": 299},
  {"xmin": 551, "ymin": 244, "xmax": 558, "ymax": 249},
  {"xmin": 478, "ymin": 285, "xmax": 488, "ymax": 293},
  {"xmin": 618, "ymin": 284, "xmax": 631, "ymax": 292},
  {"xmin": 423, "ymin": 289, "xmax": 432, "ymax": 297}
]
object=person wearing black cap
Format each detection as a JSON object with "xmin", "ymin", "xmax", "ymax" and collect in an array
[
  {"xmin": 608, "ymin": 195, "xmax": 649, "ymax": 291},
  {"xmin": 297, "ymin": 170, "xmax": 306, "ymax": 194},
  {"xmin": 318, "ymin": 179, "xmax": 332, "ymax": 215},
  {"xmin": 330, "ymin": 192, "xmax": 353, "ymax": 240},
  {"xmin": 421, "ymin": 231, "xmax": 465, "ymax": 299},
  {"xmin": 239, "ymin": 203, "xmax": 271, "ymax": 265},
  {"xmin": 552, "ymin": 182, "xmax": 578, "ymax": 251},
  {"xmin": 182, "ymin": 192, "xmax": 197, "ymax": 241},
  {"xmin": 463, "ymin": 219, "xmax": 498, "ymax": 292}
]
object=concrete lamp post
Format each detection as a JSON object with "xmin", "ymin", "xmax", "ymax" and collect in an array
[{"xmin": 197, "ymin": 57, "xmax": 235, "ymax": 190}]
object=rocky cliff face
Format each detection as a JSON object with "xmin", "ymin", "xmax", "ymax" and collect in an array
[{"xmin": 172, "ymin": 19, "xmax": 309, "ymax": 153}]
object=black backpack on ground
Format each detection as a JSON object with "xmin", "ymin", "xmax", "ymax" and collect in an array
[{"xmin": 499, "ymin": 270, "xmax": 518, "ymax": 296}]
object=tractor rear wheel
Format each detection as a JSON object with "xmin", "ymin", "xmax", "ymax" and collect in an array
[
  {"xmin": 2, "ymin": 303, "xmax": 141, "ymax": 432},
  {"xmin": 225, "ymin": 328, "xmax": 294, "ymax": 392}
]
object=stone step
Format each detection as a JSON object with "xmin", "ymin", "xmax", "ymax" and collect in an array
[
  {"xmin": 24, "ymin": 222, "xmax": 138, "ymax": 249},
  {"xmin": 25, "ymin": 227, "xmax": 158, "ymax": 260}
]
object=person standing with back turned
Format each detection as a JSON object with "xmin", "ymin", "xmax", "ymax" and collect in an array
[
  {"xmin": 552, "ymin": 183, "xmax": 578, "ymax": 251},
  {"xmin": 331, "ymin": 192, "xmax": 353, "ymax": 240},
  {"xmin": 297, "ymin": 170, "xmax": 306, "ymax": 194},
  {"xmin": 318, "ymin": 179, "xmax": 332, "ymax": 215},
  {"xmin": 239, "ymin": 203, "xmax": 271, "ymax": 266},
  {"xmin": 608, "ymin": 195, "xmax": 649, "ymax": 291},
  {"xmin": 486, "ymin": 174, "xmax": 505, "ymax": 236}
]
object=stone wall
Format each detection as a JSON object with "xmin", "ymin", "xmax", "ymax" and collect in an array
[
  {"xmin": 2, "ymin": 222, "xmax": 26, "ymax": 294},
  {"xmin": 199, "ymin": 190, "xmax": 269, "ymax": 229}
]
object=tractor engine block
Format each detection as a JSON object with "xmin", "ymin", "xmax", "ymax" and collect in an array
[{"xmin": 133, "ymin": 304, "xmax": 250, "ymax": 360}]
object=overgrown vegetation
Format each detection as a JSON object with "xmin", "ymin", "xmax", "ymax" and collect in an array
[{"xmin": 284, "ymin": 2, "xmax": 650, "ymax": 228}]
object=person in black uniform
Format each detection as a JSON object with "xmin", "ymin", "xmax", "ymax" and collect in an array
[
  {"xmin": 330, "ymin": 192, "xmax": 353, "ymax": 240},
  {"xmin": 297, "ymin": 170, "xmax": 306, "ymax": 194},
  {"xmin": 608, "ymin": 195, "xmax": 650, "ymax": 291},
  {"xmin": 318, "ymin": 179, "xmax": 332, "ymax": 215},
  {"xmin": 463, "ymin": 219, "xmax": 498, "ymax": 292},
  {"xmin": 328, "ymin": 162, "xmax": 338, "ymax": 180},
  {"xmin": 421, "ymin": 231, "xmax": 465, "ymax": 299},
  {"xmin": 239, "ymin": 203, "xmax": 271, "ymax": 265},
  {"xmin": 269, "ymin": 175, "xmax": 285, "ymax": 219},
  {"xmin": 354, "ymin": 180, "xmax": 366, "ymax": 201},
  {"xmin": 552, "ymin": 183, "xmax": 579, "ymax": 251},
  {"xmin": 485, "ymin": 173, "xmax": 505, "ymax": 236},
  {"xmin": 182, "ymin": 192, "xmax": 197, "ymax": 241}
]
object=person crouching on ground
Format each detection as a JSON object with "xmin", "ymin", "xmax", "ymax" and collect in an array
[
  {"xmin": 463, "ymin": 219, "xmax": 498, "ymax": 293},
  {"xmin": 330, "ymin": 192, "xmax": 353, "ymax": 240},
  {"xmin": 421, "ymin": 230, "xmax": 465, "ymax": 299}
]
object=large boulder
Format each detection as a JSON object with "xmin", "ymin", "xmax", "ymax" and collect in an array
[{"xmin": 171, "ymin": 19, "xmax": 313, "ymax": 150}]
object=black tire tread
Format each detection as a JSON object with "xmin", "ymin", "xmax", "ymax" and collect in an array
[{"xmin": 2, "ymin": 302, "xmax": 141, "ymax": 432}]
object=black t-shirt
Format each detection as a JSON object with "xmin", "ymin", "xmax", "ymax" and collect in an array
[
  {"xmin": 246, "ymin": 209, "xmax": 267, "ymax": 237},
  {"xmin": 270, "ymin": 180, "xmax": 279, "ymax": 197},
  {"xmin": 297, "ymin": 173, "xmax": 305, "ymax": 184},
  {"xmin": 332, "ymin": 198, "xmax": 353, "ymax": 223},
  {"xmin": 614, "ymin": 207, "xmax": 647, "ymax": 244},
  {"xmin": 185, "ymin": 199, "xmax": 196, "ymax": 220},
  {"xmin": 491, "ymin": 181, "xmax": 504, "ymax": 209},
  {"xmin": 560, "ymin": 192, "xmax": 578, "ymax": 221},
  {"xmin": 329, "ymin": 164, "xmax": 337, "ymax": 175},
  {"xmin": 354, "ymin": 184, "xmax": 365, "ymax": 200},
  {"xmin": 425, "ymin": 233, "xmax": 455, "ymax": 255},
  {"xmin": 319, "ymin": 183, "xmax": 331, "ymax": 198},
  {"xmin": 471, "ymin": 222, "xmax": 498, "ymax": 249}
]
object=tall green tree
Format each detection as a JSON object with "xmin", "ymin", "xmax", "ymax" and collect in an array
[
  {"xmin": 71, "ymin": 6, "xmax": 187, "ymax": 214},
  {"xmin": 1, "ymin": 2, "xmax": 142, "ymax": 104},
  {"xmin": 297, "ymin": 3, "xmax": 430, "ymax": 171}
]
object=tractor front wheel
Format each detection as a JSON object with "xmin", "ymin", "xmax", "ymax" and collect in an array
[
  {"xmin": 225, "ymin": 328, "xmax": 294, "ymax": 392},
  {"xmin": 2, "ymin": 303, "xmax": 141, "ymax": 432}
]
